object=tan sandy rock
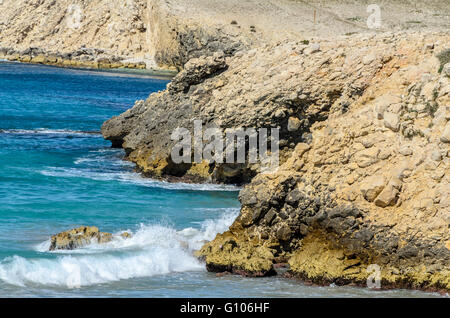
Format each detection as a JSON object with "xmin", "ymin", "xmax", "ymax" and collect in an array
[{"xmin": 49, "ymin": 226, "xmax": 131, "ymax": 251}]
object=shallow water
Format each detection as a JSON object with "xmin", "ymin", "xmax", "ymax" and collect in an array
[{"xmin": 0, "ymin": 62, "xmax": 443, "ymax": 297}]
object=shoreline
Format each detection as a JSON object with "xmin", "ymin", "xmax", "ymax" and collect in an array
[
  {"xmin": 1, "ymin": 0, "xmax": 448, "ymax": 295},
  {"xmin": 2, "ymin": 61, "xmax": 446, "ymax": 295},
  {"xmin": 0, "ymin": 59, "xmax": 177, "ymax": 80}
]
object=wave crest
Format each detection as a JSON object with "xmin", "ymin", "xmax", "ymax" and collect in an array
[{"xmin": 0, "ymin": 209, "xmax": 239, "ymax": 288}]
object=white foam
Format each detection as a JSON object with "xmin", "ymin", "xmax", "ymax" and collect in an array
[
  {"xmin": 178, "ymin": 210, "xmax": 240, "ymax": 250},
  {"xmin": 0, "ymin": 209, "xmax": 239, "ymax": 288},
  {"xmin": 40, "ymin": 166, "xmax": 241, "ymax": 191}
]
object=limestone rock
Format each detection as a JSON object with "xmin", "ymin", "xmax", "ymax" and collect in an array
[
  {"xmin": 442, "ymin": 63, "xmax": 450, "ymax": 77},
  {"xmin": 360, "ymin": 175, "xmax": 386, "ymax": 202},
  {"xmin": 362, "ymin": 53, "xmax": 376, "ymax": 65},
  {"xmin": 196, "ymin": 32, "xmax": 450, "ymax": 292},
  {"xmin": 304, "ymin": 43, "xmax": 320, "ymax": 55},
  {"xmin": 441, "ymin": 122, "xmax": 450, "ymax": 143},
  {"xmin": 49, "ymin": 226, "xmax": 131, "ymax": 251},
  {"xmin": 399, "ymin": 146, "xmax": 413, "ymax": 156},
  {"xmin": 355, "ymin": 147, "xmax": 380, "ymax": 168},
  {"xmin": 287, "ymin": 117, "xmax": 301, "ymax": 132},
  {"xmin": 374, "ymin": 184, "xmax": 399, "ymax": 207},
  {"xmin": 431, "ymin": 150, "xmax": 442, "ymax": 161},
  {"xmin": 196, "ymin": 230, "xmax": 276, "ymax": 277},
  {"xmin": 103, "ymin": 34, "xmax": 399, "ymax": 183},
  {"xmin": 384, "ymin": 112, "xmax": 400, "ymax": 132}
]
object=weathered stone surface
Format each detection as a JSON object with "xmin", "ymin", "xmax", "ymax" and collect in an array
[
  {"xmin": 304, "ymin": 43, "xmax": 320, "ymax": 55},
  {"xmin": 384, "ymin": 112, "xmax": 400, "ymax": 132},
  {"xmin": 374, "ymin": 185, "xmax": 399, "ymax": 207},
  {"xmin": 2, "ymin": 0, "xmax": 447, "ymax": 72},
  {"xmin": 0, "ymin": 1, "xmax": 156, "ymax": 69},
  {"xmin": 49, "ymin": 226, "xmax": 131, "ymax": 251},
  {"xmin": 103, "ymin": 35, "xmax": 396, "ymax": 183},
  {"xmin": 195, "ymin": 32, "xmax": 450, "ymax": 292},
  {"xmin": 443, "ymin": 63, "xmax": 450, "ymax": 77},
  {"xmin": 360, "ymin": 176, "xmax": 386, "ymax": 202},
  {"xmin": 287, "ymin": 117, "xmax": 301, "ymax": 132}
]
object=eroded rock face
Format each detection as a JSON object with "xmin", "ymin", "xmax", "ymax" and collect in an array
[
  {"xmin": 0, "ymin": 0, "xmax": 155, "ymax": 68},
  {"xmin": 198, "ymin": 32, "xmax": 450, "ymax": 291},
  {"xmin": 102, "ymin": 34, "xmax": 396, "ymax": 184},
  {"xmin": 0, "ymin": 0, "xmax": 250, "ymax": 70},
  {"xmin": 49, "ymin": 226, "xmax": 130, "ymax": 251}
]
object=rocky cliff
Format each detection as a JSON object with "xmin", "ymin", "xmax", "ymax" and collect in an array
[
  {"xmin": 0, "ymin": 0, "xmax": 249, "ymax": 70},
  {"xmin": 0, "ymin": 0, "xmax": 148, "ymax": 69},
  {"xmin": 4, "ymin": 0, "xmax": 448, "ymax": 292},
  {"xmin": 103, "ymin": 28, "xmax": 450, "ymax": 291}
]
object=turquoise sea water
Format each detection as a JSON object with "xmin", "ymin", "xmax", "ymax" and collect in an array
[{"xmin": 0, "ymin": 62, "xmax": 442, "ymax": 297}]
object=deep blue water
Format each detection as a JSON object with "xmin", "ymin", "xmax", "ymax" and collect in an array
[{"xmin": 0, "ymin": 62, "xmax": 441, "ymax": 297}]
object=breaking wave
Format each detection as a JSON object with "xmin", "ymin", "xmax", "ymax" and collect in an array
[
  {"xmin": 40, "ymin": 166, "xmax": 241, "ymax": 191},
  {"xmin": 39, "ymin": 148, "xmax": 241, "ymax": 192},
  {"xmin": 0, "ymin": 209, "xmax": 239, "ymax": 288}
]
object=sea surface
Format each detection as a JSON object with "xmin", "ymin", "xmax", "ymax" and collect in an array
[{"xmin": 0, "ymin": 62, "xmax": 442, "ymax": 297}]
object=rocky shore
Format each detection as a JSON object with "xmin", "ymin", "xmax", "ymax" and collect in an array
[
  {"xmin": 0, "ymin": 46, "xmax": 148, "ymax": 69},
  {"xmin": 4, "ymin": 0, "xmax": 448, "ymax": 292},
  {"xmin": 49, "ymin": 226, "xmax": 131, "ymax": 251},
  {"xmin": 103, "ymin": 28, "xmax": 450, "ymax": 292},
  {"xmin": 3, "ymin": 0, "xmax": 448, "ymax": 71}
]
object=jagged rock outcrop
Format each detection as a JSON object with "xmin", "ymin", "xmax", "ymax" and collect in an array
[
  {"xmin": 0, "ymin": 0, "xmax": 153, "ymax": 69},
  {"xmin": 0, "ymin": 0, "xmax": 248, "ymax": 70},
  {"xmin": 2, "ymin": 0, "xmax": 449, "ymax": 70},
  {"xmin": 197, "ymin": 32, "xmax": 450, "ymax": 292},
  {"xmin": 102, "ymin": 34, "xmax": 400, "ymax": 183},
  {"xmin": 1, "ymin": 0, "xmax": 448, "ymax": 293},
  {"xmin": 103, "ymin": 30, "xmax": 449, "ymax": 291},
  {"xmin": 49, "ymin": 226, "xmax": 131, "ymax": 251}
]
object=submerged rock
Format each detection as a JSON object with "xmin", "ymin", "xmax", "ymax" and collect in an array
[
  {"xmin": 49, "ymin": 226, "xmax": 131, "ymax": 251},
  {"xmin": 196, "ymin": 32, "xmax": 450, "ymax": 292}
]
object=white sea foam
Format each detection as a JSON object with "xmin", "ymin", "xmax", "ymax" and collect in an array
[
  {"xmin": 73, "ymin": 149, "xmax": 134, "ymax": 167},
  {"xmin": 0, "ymin": 209, "xmax": 239, "ymax": 288},
  {"xmin": 40, "ymin": 166, "xmax": 241, "ymax": 191},
  {"xmin": 0, "ymin": 128, "xmax": 101, "ymax": 137},
  {"xmin": 0, "ymin": 249, "xmax": 201, "ymax": 288}
]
